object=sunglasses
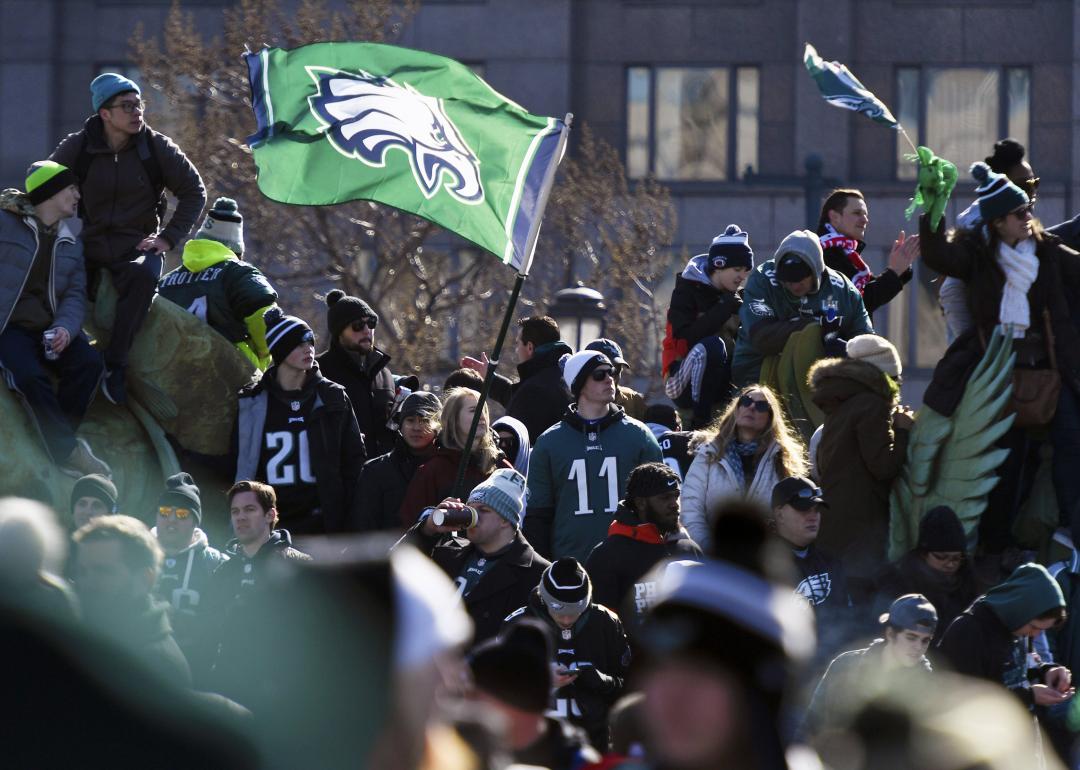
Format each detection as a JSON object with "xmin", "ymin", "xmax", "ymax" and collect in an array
[
  {"xmin": 1010, "ymin": 203, "xmax": 1035, "ymax": 219},
  {"xmin": 497, "ymin": 436, "xmax": 516, "ymax": 451},
  {"xmin": 350, "ymin": 317, "xmax": 377, "ymax": 332},
  {"xmin": 787, "ymin": 486, "xmax": 824, "ymax": 502},
  {"xmin": 590, "ymin": 367, "xmax": 614, "ymax": 382},
  {"xmin": 738, "ymin": 394, "xmax": 771, "ymax": 413},
  {"xmin": 158, "ymin": 505, "xmax": 192, "ymax": 519},
  {"xmin": 1022, "ymin": 177, "xmax": 1040, "ymax": 195}
]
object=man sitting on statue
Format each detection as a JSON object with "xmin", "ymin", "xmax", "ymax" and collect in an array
[
  {"xmin": 158, "ymin": 197, "xmax": 278, "ymax": 370},
  {"xmin": 0, "ymin": 161, "xmax": 109, "ymax": 477}
]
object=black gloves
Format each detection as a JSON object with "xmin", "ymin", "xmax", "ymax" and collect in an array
[
  {"xmin": 573, "ymin": 665, "xmax": 618, "ymax": 694},
  {"xmin": 823, "ymin": 335, "xmax": 848, "ymax": 358}
]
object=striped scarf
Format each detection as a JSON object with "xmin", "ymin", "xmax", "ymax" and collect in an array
[
  {"xmin": 725, "ymin": 439, "xmax": 759, "ymax": 492},
  {"xmin": 820, "ymin": 223, "xmax": 871, "ymax": 292}
]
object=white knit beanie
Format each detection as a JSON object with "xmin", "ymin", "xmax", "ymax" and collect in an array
[{"xmin": 846, "ymin": 334, "xmax": 902, "ymax": 378}]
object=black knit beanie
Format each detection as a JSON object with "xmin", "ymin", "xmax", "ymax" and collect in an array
[
  {"xmin": 70, "ymin": 473, "xmax": 118, "ymax": 514},
  {"xmin": 326, "ymin": 289, "xmax": 379, "ymax": 341},
  {"xmin": 158, "ymin": 472, "xmax": 202, "ymax": 523},
  {"xmin": 626, "ymin": 461, "xmax": 681, "ymax": 501},
  {"xmin": 264, "ymin": 307, "xmax": 315, "ymax": 366},
  {"xmin": 917, "ymin": 506, "xmax": 967, "ymax": 553},
  {"xmin": 469, "ymin": 619, "xmax": 553, "ymax": 713}
]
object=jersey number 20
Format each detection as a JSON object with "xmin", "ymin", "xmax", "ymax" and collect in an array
[
  {"xmin": 567, "ymin": 457, "xmax": 618, "ymax": 515},
  {"xmin": 265, "ymin": 431, "xmax": 316, "ymax": 485}
]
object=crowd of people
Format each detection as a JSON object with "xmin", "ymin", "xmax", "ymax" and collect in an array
[{"xmin": 2, "ymin": 71, "xmax": 1080, "ymax": 769}]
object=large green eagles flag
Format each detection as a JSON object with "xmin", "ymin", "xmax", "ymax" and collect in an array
[
  {"xmin": 244, "ymin": 42, "xmax": 569, "ymax": 273},
  {"xmin": 803, "ymin": 43, "xmax": 899, "ymax": 128}
]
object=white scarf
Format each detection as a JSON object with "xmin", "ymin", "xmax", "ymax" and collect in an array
[{"xmin": 995, "ymin": 238, "xmax": 1039, "ymax": 338}]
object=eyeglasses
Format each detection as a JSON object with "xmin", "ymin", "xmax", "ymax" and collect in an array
[
  {"xmin": 738, "ymin": 394, "xmax": 771, "ymax": 413},
  {"xmin": 590, "ymin": 367, "xmax": 614, "ymax": 382},
  {"xmin": 350, "ymin": 317, "xmax": 377, "ymax": 332},
  {"xmin": 927, "ymin": 551, "xmax": 965, "ymax": 565},
  {"xmin": 108, "ymin": 99, "xmax": 145, "ymax": 114},
  {"xmin": 1010, "ymin": 203, "xmax": 1035, "ymax": 219},
  {"xmin": 158, "ymin": 505, "xmax": 192, "ymax": 519}
]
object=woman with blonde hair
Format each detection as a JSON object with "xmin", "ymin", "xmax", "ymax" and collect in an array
[
  {"xmin": 681, "ymin": 385, "xmax": 807, "ymax": 551},
  {"xmin": 398, "ymin": 388, "xmax": 510, "ymax": 527}
]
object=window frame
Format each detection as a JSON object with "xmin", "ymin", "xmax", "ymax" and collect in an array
[
  {"xmin": 625, "ymin": 63, "xmax": 760, "ymax": 186},
  {"xmin": 894, "ymin": 64, "xmax": 1031, "ymax": 182}
]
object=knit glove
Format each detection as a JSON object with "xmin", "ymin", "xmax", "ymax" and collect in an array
[
  {"xmin": 819, "ymin": 307, "xmax": 842, "ymax": 336},
  {"xmin": 573, "ymin": 665, "xmax": 617, "ymax": 694}
]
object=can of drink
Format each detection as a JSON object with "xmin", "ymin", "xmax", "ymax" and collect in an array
[
  {"xmin": 43, "ymin": 329, "xmax": 59, "ymax": 361},
  {"xmin": 432, "ymin": 506, "xmax": 478, "ymax": 529}
]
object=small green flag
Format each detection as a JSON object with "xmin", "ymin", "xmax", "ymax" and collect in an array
[
  {"xmin": 803, "ymin": 43, "xmax": 899, "ymax": 128},
  {"xmin": 244, "ymin": 42, "xmax": 568, "ymax": 272}
]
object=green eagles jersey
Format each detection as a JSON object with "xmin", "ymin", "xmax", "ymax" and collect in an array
[
  {"xmin": 528, "ymin": 406, "xmax": 663, "ymax": 562},
  {"xmin": 158, "ymin": 239, "xmax": 277, "ymax": 344}
]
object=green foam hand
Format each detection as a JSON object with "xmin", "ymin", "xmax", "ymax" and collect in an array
[{"xmin": 904, "ymin": 146, "xmax": 957, "ymax": 230}]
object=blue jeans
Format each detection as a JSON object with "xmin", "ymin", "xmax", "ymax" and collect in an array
[{"xmin": 0, "ymin": 326, "xmax": 103, "ymax": 461}]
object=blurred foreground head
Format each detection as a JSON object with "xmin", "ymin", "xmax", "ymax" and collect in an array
[
  {"xmin": 637, "ymin": 504, "xmax": 814, "ymax": 770},
  {"xmin": 814, "ymin": 671, "xmax": 1065, "ymax": 770}
]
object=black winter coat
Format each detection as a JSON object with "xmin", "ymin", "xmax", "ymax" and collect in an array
[
  {"xmin": 316, "ymin": 341, "xmax": 397, "ymax": 456},
  {"xmin": 921, "ymin": 215, "xmax": 1080, "ymax": 415},
  {"xmin": 514, "ymin": 717, "xmax": 600, "ymax": 770},
  {"xmin": 354, "ymin": 440, "xmax": 436, "ymax": 532},
  {"xmin": 507, "ymin": 588, "xmax": 632, "ymax": 748},
  {"xmin": 818, "ymin": 228, "xmax": 912, "ymax": 317},
  {"xmin": 489, "ymin": 342, "xmax": 574, "ymax": 445},
  {"xmin": 662, "ymin": 267, "xmax": 740, "ymax": 375},
  {"xmin": 84, "ymin": 594, "xmax": 192, "ymax": 689},
  {"xmin": 873, "ymin": 552, "xmax": 983, "ymax": 645},
  {"xmin": 585, "ymin": 506, "xmax": 702, "ymax": 632},
  {"xmin": 407, "ymin": 525, "xmax": 550, "ymax": 643}
]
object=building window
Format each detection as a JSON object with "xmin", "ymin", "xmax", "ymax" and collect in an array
[
  {"xmin": 895, "ymin": 67, "xmax": 1030, "ymax": 181},
  {"xmin": 627, "ymin": 66, "xmax": 759, "ymax": 181}
]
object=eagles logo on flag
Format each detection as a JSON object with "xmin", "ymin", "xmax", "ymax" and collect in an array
[
  {"xmin": 306, "ymin": 67, "xmax": 484, "ymax": 204},
  {"xmin": 803, "ymin": 43, "xmax": 899, "ymax": 129}
]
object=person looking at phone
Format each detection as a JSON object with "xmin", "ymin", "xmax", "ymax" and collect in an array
[{"xmin": 504, "ymin": 558, "xmax": 631, "ymax": 749}]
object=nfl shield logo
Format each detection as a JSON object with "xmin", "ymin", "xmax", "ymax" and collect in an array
[{"xmin": 291, "ymin": 400, "xmax": 301, "ymax": 412}]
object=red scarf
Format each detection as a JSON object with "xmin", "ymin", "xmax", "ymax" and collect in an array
[
  {"xmin": 607, "ymin": 520, "xmax": 665, "ymax": 544},
  {"xmin": 820, "ymin": 224, "xmax": 871, "ymax": 293}
]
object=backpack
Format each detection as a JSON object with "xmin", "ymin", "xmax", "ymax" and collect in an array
[{"xmin": 72, "ymin": 129, "xmax": 168, "ymax": 221}]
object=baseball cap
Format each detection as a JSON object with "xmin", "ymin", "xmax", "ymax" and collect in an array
[
  {"xmin": 879, "ymin": 593, "xmax": 938, "ymax": 633},
  {"xmin": 586, "ymin": 338, "xmax": 629, "ymax": 370},
  {"xmin": 770, "ymin": 476, "xmax": 827, "ymax": 511},
  {"xmin": 775, "ymin": 253, "xmax": 813, "ymax": 283}
]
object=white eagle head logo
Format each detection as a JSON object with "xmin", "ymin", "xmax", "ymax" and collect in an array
[{"xmin": 307, "ymin": 67, "xmax": 483, "ymax": 204}]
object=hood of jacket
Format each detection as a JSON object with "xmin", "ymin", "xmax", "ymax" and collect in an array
[
  {"xmin": 562, "ymin": 403, "xmax": 627, "ymax": 434},
  {"xmin": 149, "ymin": 526, "xmax": 210, "ymax": 557},
  {"xmin": 492, "ymin": 415, "xmax": 531, "ymax": 475},
  {"xmin": 518, "ymin": 340, "xmax": 573, "ymax": 381},
  {"xmin": 979, "ymin": 563, "xmax": 1065, "ymax": 631},
  {"xmin": 181, "ymin": 238, "xmax": 235, "ymax": 272},
  {"xmin": 808, "ymin": 357, "xmax": 898, "ymax": 412},
  {"xmin": 243, "ymin": 361, "xmax": 328, "ymax": 399},
  {"xmin": 681, "ymin": 253, "xmax": 714, "ymax": 287},
  {"xmin": 224, "ymin": 528, "xmax": 298, "ymax": 559}
]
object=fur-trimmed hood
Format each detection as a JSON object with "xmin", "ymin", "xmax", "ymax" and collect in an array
[{"xmin": 808, "ymin": 357, "xmax": 898, "ymax": 412}]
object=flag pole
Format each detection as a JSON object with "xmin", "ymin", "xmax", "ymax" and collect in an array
[
  {"xmin": 899, "ymin": 125, "xmax": 919, "ymax": 155},
  {"xmin": 451, "ymin": 113, "xmax": 574, "ymax": 500}
]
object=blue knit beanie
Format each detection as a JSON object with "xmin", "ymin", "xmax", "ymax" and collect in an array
[
  {"xmin": 707, "ymin": 224, "xmax": 754, "ymax": 272},
  {"xmin": 91, "ymin": 73, "xmax": 141, "ymax": 112},
  {"xmin": 970, "ymin": 162, "xmax": 1029, "ymax": 223}
]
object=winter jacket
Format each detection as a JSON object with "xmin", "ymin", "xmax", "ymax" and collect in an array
[
  {"xmin": 0, "ymin": 190, "xmax": 87, "ymax": 339},
  {"xmin": 809, "ymin": 358, "xmax": 909, "ymax": 580},
  {"xmin": 662, "ymin": 254, "xmax": 742, "ymax": 376},
  {"xmin": 804, "ymin": 638, "xmax": 932, "ymax": 737},
  {"xmin": 732, "ymin": 248, "xmax": 872, "ymax": 387},
  {"xmin": 158, "ymin": 239, "xmax": 277, "ymax": 368},
  {"xmin": 1049, "ymin": 551, "xmax": 1080, "ymax": 678},
  {"xmin": 84, "ymin": 594, "xmax": 192, "ymax": 689},
  {"xmin": 152, "ymin": 527, "xmax": 228, "ymax": 672},
  {"xmin": 1047, "ymin": 214, "xmax": 1080, "ymax": 252},
  {"xmin": 234, "ymin": 363, "xmax": 367, "ymax": 533},
  {"xmin": 354, "ymin": 439, "xmax": 436, "ymax": 532},
  {"xmin": 920, "ymin": 215, "xmax": 1080, "ymax": 415},
  {"xmin": 489, "ymin": 341, "xmax": 574, "ymax": 445},
  {"xmin": 406, "ymin": 525, "xmax": 550, "ymax": 644},
  {"xmin": 585, "ymin": 504, "xmax": 702, "ymax": 631},
  {"xmin": 646, "ymin": 423, "xmax": 695, "ymax": 480},
  {"xmin": 680, "ymin": 439, "xmax": 785, "ymax": 553},
  {"xmin": 614, "ymin": 385, "xmax": 646, "ymax": 421},
  {"xmin": 938, "ymin": 564, "xmax": 1065, "ymax": 707},
  {"xmin": 506, "ymin": 588, "xmax": 632, "ymax": 748},
  {"xmin": 514, "ymin": 716, "xmax": 600, "ymax": 770},
  {"xmin": 789, "ymin": 542, "xmax": 853, "ymax": 659},
  {"xmin": 316, "ymin": 341, "xmax": 397, "ymax": 456},
  {"xmin": 50, "ymin": 115, "xmax": 206, "ymax": 263},
  {"xmin": 205, "ymin": 530, "xmax": 309, "ymax": 700},
  {"xmin": 525, "ymin": 405, "xmax": 664, "ymax": 562},
  {"xmin": 397, "ymin": 445, "xmax": 513, "ymax": 528},
  {"xmin": 873, "ymin": 552, "xmax": 983, "ymax": 645},
  {"xmin": 818, "ymin": 223, "xmax": 912, "ymax": 317},
  {"xmin": 492, "ymin": 415, "xmax": 532, "ymax": 477}
]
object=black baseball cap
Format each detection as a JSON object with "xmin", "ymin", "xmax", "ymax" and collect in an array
[
  {"xmin": 775, "ymin": 254, "xmax": 813, "ymax": 283},
  {"xmin": 586, "ymin": 338, "xmax": 629, "ymax": 369},
  {"xmin": 879, "ymin": 593, "xmax": 938, "ymax": 633},
  {"xmin": 770, "ymin": 476, "xmax": 827, "ymax": 511}
]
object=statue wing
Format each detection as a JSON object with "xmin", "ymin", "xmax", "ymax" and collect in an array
[{"xmin": 888, "ymin": 328, "xmax": 1015, "ymax": 559}]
